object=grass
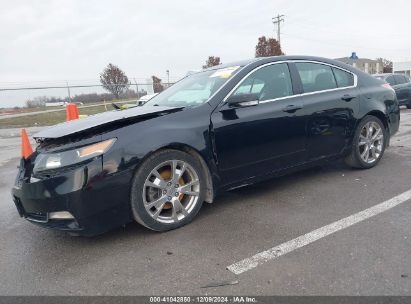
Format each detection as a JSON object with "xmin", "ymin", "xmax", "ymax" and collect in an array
[{"xmin": 0, "ymin": 105, "xmax": 111, "ymax": 128}]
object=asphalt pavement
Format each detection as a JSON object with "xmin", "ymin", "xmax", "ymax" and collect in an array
[{"xmin": 0, "ymin": 110, "xmax": 410, "ymax": 295}]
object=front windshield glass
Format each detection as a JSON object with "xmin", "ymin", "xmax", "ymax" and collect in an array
[{"xmin": 145, "ymin": 66, "xmax": 240, "ymax": 107}]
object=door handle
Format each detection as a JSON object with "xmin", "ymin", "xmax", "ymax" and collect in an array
[
  {"xmin": 341, "ymin": 94, "xmax": 356, "ymax": 101},
  {"xmin": 282, "ymin": 105, "xmax": 302, "ymax": 113}
]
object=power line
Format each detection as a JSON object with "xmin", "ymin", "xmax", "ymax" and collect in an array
[
  {"xmin": 0, "ymin": 77, "xmax": 176, "ymax": 86},
  {"xmin": 0, "ymin": 83, "xmax": 157, "ymax": 92}
]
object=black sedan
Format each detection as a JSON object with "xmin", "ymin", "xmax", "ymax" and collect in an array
[
  {"xmin": 374, "ymin": 73, "xmax": 411, "ymax": 108},
  {"xmin": 12, "ymin": 56, "xmax": 400, "ymax": 236}
]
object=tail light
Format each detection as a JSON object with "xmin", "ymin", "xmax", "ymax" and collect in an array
[{"xmin": 382, "ymin": 83, "xmax": 394, "ymax": 91}]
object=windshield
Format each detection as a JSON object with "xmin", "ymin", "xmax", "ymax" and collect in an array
[{"xmin": 145, "ymin": 66, "xmax": 240, "ymax": 107}]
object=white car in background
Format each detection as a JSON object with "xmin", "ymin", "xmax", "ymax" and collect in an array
[
  {"xmin": 119, "ymin": 93, "xmax": 159, "ymax": 109},
  {"xmin": 137, "ymin": 93, "xmax": 158, "ymax": 106}
]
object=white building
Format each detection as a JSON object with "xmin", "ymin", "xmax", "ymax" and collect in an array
[
  {"xmin": 393, "ymin": 61, "xmax": 411, "ymax": 77},
  {"xmin": 336, "ymin": 53, "xmax": 383, "ymax": 74}
]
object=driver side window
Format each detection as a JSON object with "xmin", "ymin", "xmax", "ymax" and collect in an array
[{"xmin": 232, "ymin": 63, "xmax": 293, "ymax": 101}]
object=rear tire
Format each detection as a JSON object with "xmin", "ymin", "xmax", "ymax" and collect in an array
[
  {"xmin": 345, "ymin": 115, "xmax": 387, "ymax": 169},
  {"xmin": 130, "ymin": 149, "xmax": 206, "ymax": 231}
]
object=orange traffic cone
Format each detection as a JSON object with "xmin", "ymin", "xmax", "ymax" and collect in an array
[
  {"xmin": 66, "ymin": 103, "xmax": 79, "ymax": 121},
  {"xmin": 21, "ymin": 128, "xmax": 33, "ymax": 159}
]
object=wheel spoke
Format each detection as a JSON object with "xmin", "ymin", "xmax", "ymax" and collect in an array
[
  {"xmin": 171, "ymin": 204, "xmax": 179, "ymax": 222},
  {"xmin": 171, "ymin": 160, "xmax": 178, "ymax": 183},
  {"xmin": 364, "ymin": 123, "xmax": 370, "ymax": 138},
  {"xmin": 145, "ymin": 179, "xmax": 167, "ymax": 190},
  {"xmin": 146, "ymin": 195, "xmax": 168, "ymax": 209},
  {"xmin": 361, "ymin": 145, "xmax": 369, "ymax": 161},
  {"xmin": 374, "ymin": 146, "xmax": 381, "ymax": 154},
  {"xmin": 152, "ymin": 170, "xmax": 168, "ymax": 188},
  {"xmin": 370, "ymin": 146, "xmax": 377, "ymax": 159},
  {"xmin": 180, "ymin": 180, "xmax": 200, "ymax": 196},
  {"xmin": 181, "ymin": 190, "xmax": 199, "ymax": 196},
  {"xmin": 372, "ymin": 128, "xmax": 382, "ymax": 141},
  {"xmin": 175, "ymin": 162, "xmax": 186, "ymax": 181},
  {"xmin": 152, "ymin": 206, "xmax": 164, "ymax": 219},
  {"xmin": 173, "ymin": 199, "xmax": 188, "ymax": 217},
  {"xmin": 369, "ymin": 126, "xmax": 374, "ymax": 138},
  {"xmin": 359, "ymin": 135, "xmax": 367, "ymax": 146}
]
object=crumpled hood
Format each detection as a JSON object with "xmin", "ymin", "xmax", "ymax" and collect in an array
[{"xmin": 34, "ymin": 106, "xmax": 182, "ymax": 139}]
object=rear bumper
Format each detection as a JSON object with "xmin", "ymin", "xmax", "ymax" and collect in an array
[{"xmin": 11, "ymin": 158, "xmax": 133, "ymax": 236}]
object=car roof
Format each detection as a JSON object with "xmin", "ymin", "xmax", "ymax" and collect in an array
[
  {"xmin": 204, "ymin": 55, "xmax": 361, "ymax": 72},
  {"xmin": 202, "ymin": 59, "xmax": 260, "ymax": 71}
]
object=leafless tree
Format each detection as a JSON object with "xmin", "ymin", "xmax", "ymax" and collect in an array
[
  {"xmin": 202, "ymin": 56, "xmax": 221, "ymax": 69},
  {"xmin": 100, "ymin": 63, "xmax": 130, "ymax": 99},
  {"xmin": 152, "ymin": 76, "xmax": 164, "ymax": 93},
  {"xmin": 376, "ymin": 58, "xmax": 393, "ymax": 73},
  {"xmin": 26, "ymin": 96, "xmax": 48, "ymax": 108}
]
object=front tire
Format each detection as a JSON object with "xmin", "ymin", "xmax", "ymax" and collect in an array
[
  {"xmin": 345, "ymin": 115, "xmax": 387, "ymax": 169},
  {"xmin": 130, "ymin": 149, "xmax": 206, "ymax": 231},
  {"xmin": 406, "ymin": 103, "xmax": 411, "ymax": 109}
]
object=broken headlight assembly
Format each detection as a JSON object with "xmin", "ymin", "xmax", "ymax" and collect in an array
[{"xmin": 33, "ymin": 138, "xmax": 116, "ymax": 173}]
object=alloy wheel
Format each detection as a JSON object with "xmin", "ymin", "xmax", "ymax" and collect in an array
[
  {"xmin": 142, "ymin": 160, "xmax": 200, "ymax": 224},
  {"xmin": 358, "ymin": 121, "xmax": 384, "ymax": 164}
]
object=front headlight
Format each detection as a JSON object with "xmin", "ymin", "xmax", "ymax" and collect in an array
[{"xmin": 33, "ymin": 138, "xmax": 116, "ymax": 173}]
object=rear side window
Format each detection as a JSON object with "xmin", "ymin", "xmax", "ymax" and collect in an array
[
  {"xmin": 394, "ymin": 75, "xmax": 405, "ymax": 85},
  {"xmin": 232, "ymin": 63, "xmax": 293, "ymax": 101},
  {"xmin": 386, "ymin": 75, "xmax": 396, "ymax": 86},
  {"xmin": 295, "ymin": 62, "xmax": 337, "ymax": 93},
  {"xmin": 332, "ymin": 68, "xmax": 354, "ymax": 88}
]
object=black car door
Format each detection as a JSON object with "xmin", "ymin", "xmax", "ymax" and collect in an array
[
  {"xmin": 293, "ymin": 62, "xmax": 359, "ymax": 160},
  {"xmin": 211, "ymin": 62, "xmax": 306, "ymax": 185}
]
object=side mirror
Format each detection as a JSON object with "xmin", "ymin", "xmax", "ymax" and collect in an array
[{"xmin": 226, "ymin": 93, "xmax": 259, "ymax": 107}]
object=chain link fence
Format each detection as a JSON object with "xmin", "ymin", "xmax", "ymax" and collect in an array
[{"xmin": 0, "ymin": 80, "xmax": 175, "ymax": 110}]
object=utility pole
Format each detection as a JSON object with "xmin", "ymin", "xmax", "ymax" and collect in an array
[
  {"xmin": 66, "ymin": 81, "xmax": 71, "ymax": 103},
  {"xmin": 133, "ymin": 78, "xmax": 139, "ymax": 98},
  {"xmin": 272, "ymin": 14, "xmax": 285, "ymax": 45},
  {"xmin": 166, "ymin": 70, "xmax": 170, "ymax": 87}
]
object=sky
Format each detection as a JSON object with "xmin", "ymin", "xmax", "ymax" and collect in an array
[{"xmin": 1, "ymin": 0, "xmax": 411, "ymax": 107}]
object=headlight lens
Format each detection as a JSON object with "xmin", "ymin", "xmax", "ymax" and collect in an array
[{"xmin": 33, "ymin": 138, "xmax": 116, "ymax": 173}]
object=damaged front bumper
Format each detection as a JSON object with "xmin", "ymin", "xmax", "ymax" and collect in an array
[{"xmin": 11, "ymin": 156, "xmax": 133, "ymax": 236}]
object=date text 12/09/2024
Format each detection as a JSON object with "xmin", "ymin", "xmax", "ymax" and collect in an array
[{"xmin": 149, "ymin": 296, "xmax": 257, "ymax": 303}]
